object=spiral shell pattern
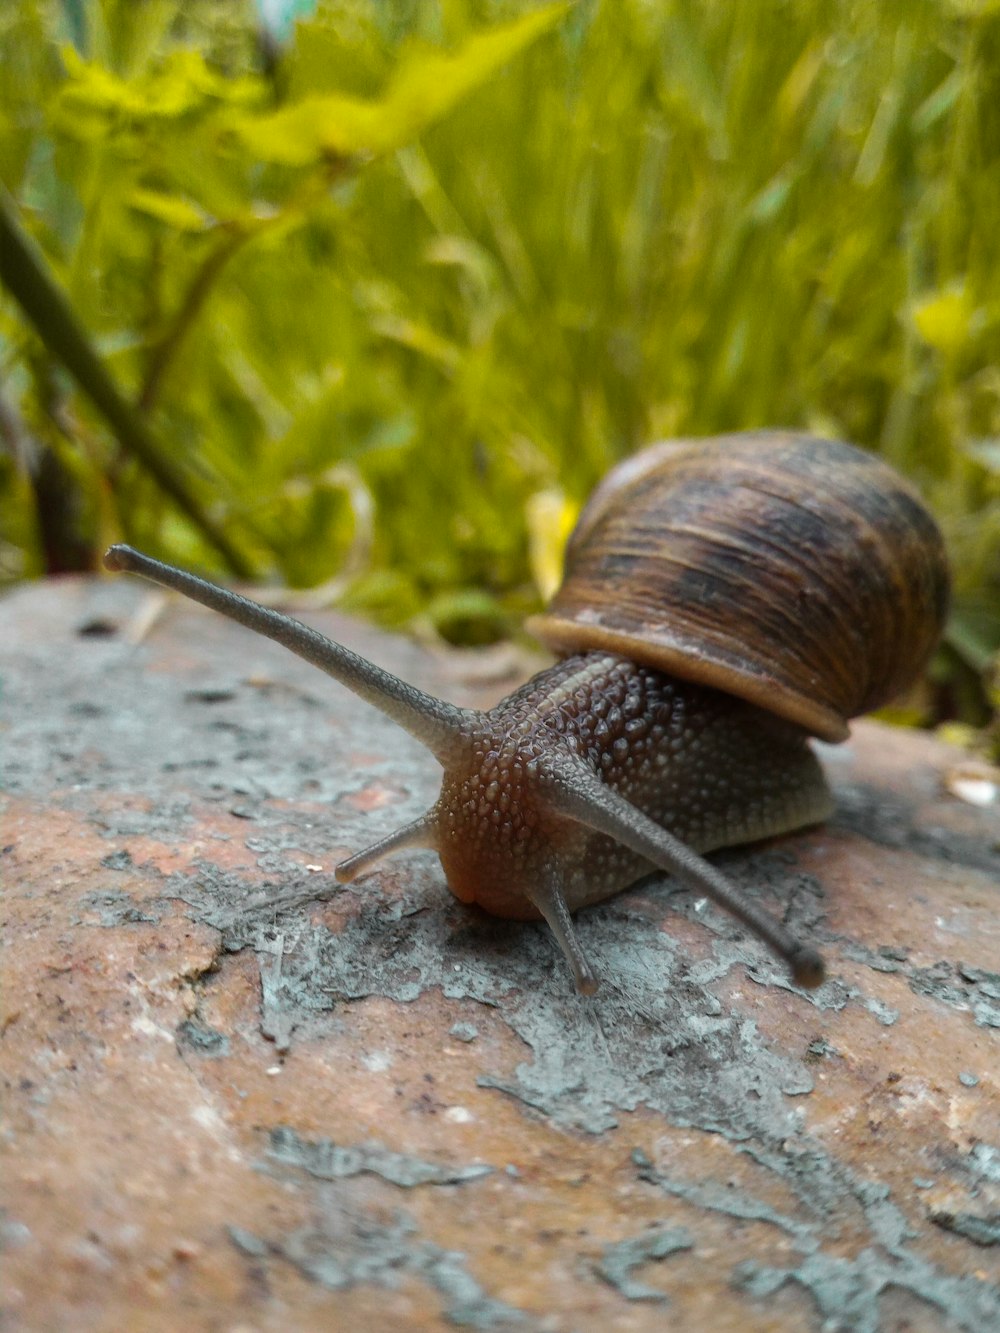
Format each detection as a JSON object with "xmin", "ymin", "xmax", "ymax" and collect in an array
[{"xmin": 529, "ymin": 433, "xmax": 950, "ymax": 742}]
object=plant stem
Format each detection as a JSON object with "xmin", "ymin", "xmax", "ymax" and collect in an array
[
  {"xmin": 0, "ymin": 186, "xmax": 256, "ymax": 577},
  {"xmin": 138, "ymin": 225, "xmax": 250, "ymax": 413}
]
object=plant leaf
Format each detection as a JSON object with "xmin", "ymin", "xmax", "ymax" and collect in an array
[
  {"xmin": 232, "ymin": 4, "xmax": 568, "ymax": 165},
  {"xmin": 911, "ymin": 284, "xmax": 975, "ymax": 354},
  {"xmin": 127, "ymin": 186, "xmax": 208, "ymax": 231}
]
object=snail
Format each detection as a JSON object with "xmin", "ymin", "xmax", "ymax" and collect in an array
[{"xmin": 103, "ymin": 431, "xmax": 949, "ymax": 995}]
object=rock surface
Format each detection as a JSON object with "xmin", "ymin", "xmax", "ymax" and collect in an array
[{"xmin": 1, "ymin": 574, "xmax": 998, "ymax": 1331}]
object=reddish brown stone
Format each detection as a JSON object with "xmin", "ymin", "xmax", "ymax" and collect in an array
[{"xmin": 1, "ymin": 575, "xmax": 998, "ymax": 1331}]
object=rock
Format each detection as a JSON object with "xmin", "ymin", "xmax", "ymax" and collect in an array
[{"xmin": 1, "ymin": 575, "xmax": 998, "ymax": 1330}]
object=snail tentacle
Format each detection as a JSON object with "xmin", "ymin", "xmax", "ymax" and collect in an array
[
  {"xmin": 528, "ymin": 861, "xmax": 600, "ymax": 996},
  {"xmin": 103, "ymin": 545, "xmax": 478, "ymax": 760},
  {"xmin": 334, "ymin": 812, "xmax": 439, "ymax": 884},
  {"xmin": 539, "ymin": 753, "xmax": 825, "ymax": 989}
]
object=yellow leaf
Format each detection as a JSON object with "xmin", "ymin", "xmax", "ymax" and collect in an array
[
  {"xmin": 55, "ymin": 46, "xmax": 265, "ymax": 131},
  {"xmin": 127, "ymin": 187, "xmax": 208, "ymax": 231},
  {"xmin": 58, "ymin": 46, "xmax": 195, "ymax": 119},
  {"xmin": 526, "ymin": 488, "xmax": 578, "ymax": 601},
  {"xmin": 911, "ymin": 286, "xmax": 972, "ymax": 354},
  {"xmin": 230, "ymin": 93, "xmax": 381, "ymax": 165},
  {"xmin": 231, "ymin": 4, "xmax": 568, "ymax": 165}
]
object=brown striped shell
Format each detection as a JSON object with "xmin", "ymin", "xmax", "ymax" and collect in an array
[{"xmin": 528, "ymin": 432, "xmax": 950, "ymax": 743}]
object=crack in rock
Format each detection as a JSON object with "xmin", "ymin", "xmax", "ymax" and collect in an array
[
  {"xmin": 633, "ymin": 1144, "xmax": 1000, "ymax": 1331},
  {"xmin": 228, "ymin": 1203, "xmax": 528, "ymax": 1329},
  {"xmin": 594, "ymin": 1226, "xmax": 694, "ymax": 1302},
  {"xmin": 266, "ymin": 1125, "xmax": 494, "ymax": 1189}
]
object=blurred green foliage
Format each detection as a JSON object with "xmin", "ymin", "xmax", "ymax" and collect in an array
[{"xmin": 1, "ymin": 0, "xmax": 998, "ymax": 737}]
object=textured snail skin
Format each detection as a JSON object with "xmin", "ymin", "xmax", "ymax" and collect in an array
[
  {"xmin": 101, "ymin": 432, "xmax": 949, "ymax": 995},
  {"xmin": 434, "ymin": 651, "xmax": 832, "ymax": 919}
]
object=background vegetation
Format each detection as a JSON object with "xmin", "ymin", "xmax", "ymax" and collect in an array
[{"xmin": 1, "ymin": 0, "xmax": 998, "ymax": 744}]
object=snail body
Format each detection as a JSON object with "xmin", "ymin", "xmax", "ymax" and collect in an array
[{"xmin": 104, "ymin": 432, "xmax": 949, "ymax": 994}]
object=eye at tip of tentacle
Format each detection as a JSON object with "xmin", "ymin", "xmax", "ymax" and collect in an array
[
  {"xmin": 103, "ymin": 544, "xmax": 131, "ymax": 572},
  {"xmin": 790, "ymin": 947, "xmax": 826, "ymax": 990},
  {"xmin": 333, "ymin": 858, "xmax": 360, "ymax": 884},
  {"xmin": 575, "ymin": 968, "xmax": 600, "ymax": 997}
]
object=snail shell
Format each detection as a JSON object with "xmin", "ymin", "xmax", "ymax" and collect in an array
[{"xmin": 530, "ymin": 432, "xmax": 950, "ymax": 742}]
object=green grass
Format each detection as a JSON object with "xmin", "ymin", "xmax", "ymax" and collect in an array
[{"xmin": 1, "ymin": 0, "xmax": 998, "ymax": 732}]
